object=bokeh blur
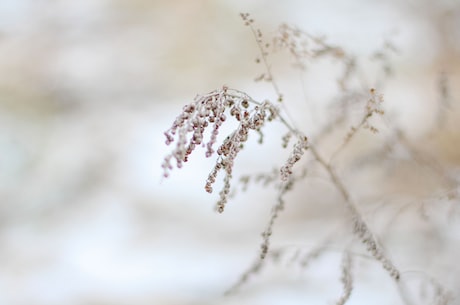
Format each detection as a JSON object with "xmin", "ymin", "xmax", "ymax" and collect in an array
[{"xmin": 0, "ymin": 0, "xmax": 459, "ymax": 304}]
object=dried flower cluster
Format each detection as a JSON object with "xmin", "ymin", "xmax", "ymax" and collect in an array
[
  {"xmin": 162, "ymin": 86, "xmax": 279, "ymax": 212},
  {"xmin": 280, "ymin": 135, "xmax": 308, "ymax": 181}
]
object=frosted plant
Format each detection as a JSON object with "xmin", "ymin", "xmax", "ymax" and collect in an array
[{"xmin": 162, "ymin": 12, "xmax": 455, "ymax": 305}]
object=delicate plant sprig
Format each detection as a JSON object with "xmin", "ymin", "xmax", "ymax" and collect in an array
[
  {"xmin": 240, "ymin": 13, "xmax": 284, "ymax": 103},
  {"xmin": 335, "ymin": 251, "xmax": 354, "ymax": 305},
  {"xmin": 280, "ymin": 135, "xmax": 309, "ymax": 181},
  {"xmin": 224, "ymin": 237, "xmax": 331, "ymax": 295},
  {"xmin": 225, "ymin": 180, "xmax": 299, "ymax": 296},
  {"xmin": 273, "ymin": 23, "xmax": 357, "ymax": 91},
  {"xmin": 329, "ymin": 88, "xmax": 385, "ymax": 162},
  {"xmin": 159, "ymin": 12, "xmax": 460, "ymax": 304},
  {"xmin": 274, "ymin": 23, "xmax": 347, "ymax": 68},
  {"xmin": 162, "ymin": 86, "xmax": 280, "ymax": 212},
  {"xmin": 310, "ymin": 145, "xmax": 400, "ymax": 281},
  {"xmin": 163, "ymin": 16, "xmax": 399, "ymax": 284}
]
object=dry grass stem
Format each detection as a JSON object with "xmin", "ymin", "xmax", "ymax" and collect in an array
[{"xmin": 335, "ymin": 251, "xmax": 353, "ymax": 305}]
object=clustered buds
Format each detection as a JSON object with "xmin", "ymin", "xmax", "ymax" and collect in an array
[
  {"xmin": 366, "ymin": 88, "xmax": 384, "ymax": 116},
  {"xmin": 359, "ymin": 88, "xmax": 385, "ymax": 134},
  {"xmin": 280, "ymin": 135, "xmax": 308, "ymax": 181},
  {"xmin": 162, "ymin": 86, "xmax": 279, "ymax": 212},
  {"xmin": 206, "ymin": 99, "xmax": 278, "ymax": 213},
  {"xmin": 339, "ymin": 88, "xmax": 385, "ymax": 152},
  {"xmin": 336, "ymin": 252, "xmax": 353, "ymax": 305},
  {"xmin": 162, "ymin": 86, "xmax": 232, "ymax": 178},
  {"xmin": 352, "ymin": 215, "xmax": 400, "ymax": 280}
]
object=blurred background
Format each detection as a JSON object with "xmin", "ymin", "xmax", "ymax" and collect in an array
[{"xmin": 0, "ymin": 0, "xmax": 459, "ymax": 304}]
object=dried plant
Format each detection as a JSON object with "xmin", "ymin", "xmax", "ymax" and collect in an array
[
  {"xmin": 162, "ymin": 12, "xmax": 458, "ymax": 305},
  {"xmin": 335, "ymin": 251, "xmax": 354, "ymax": 305}
]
